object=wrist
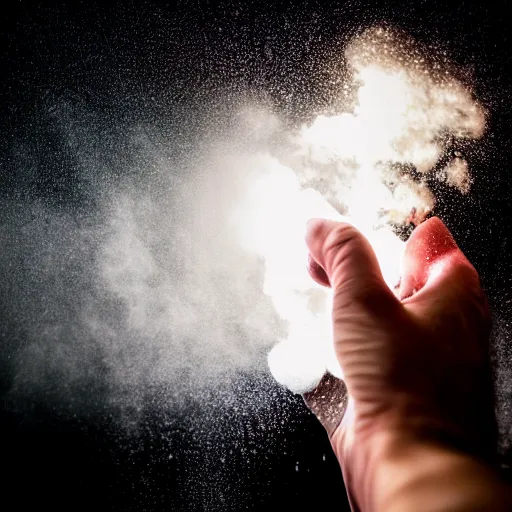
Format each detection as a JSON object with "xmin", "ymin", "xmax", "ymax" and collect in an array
[
  {"xmin": 334, "ymin": 426, "xmax": 509, "ymax": 512},
  {"xmin": 333, "ymin": 394, "xmax": 498, "ymax": 470},
  {"xmin": 374, "ymin": 434, "xmax": 509, "ymax": 512}
]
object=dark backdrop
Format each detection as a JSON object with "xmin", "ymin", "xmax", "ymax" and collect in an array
[{"xmin": 1, "ymin": 1, "xmax": 512, "ymax": 511}]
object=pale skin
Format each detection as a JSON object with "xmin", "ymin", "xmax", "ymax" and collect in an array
[{"xmin": 305, "ymin": 216, "xmax": 512, "ymax": 511}]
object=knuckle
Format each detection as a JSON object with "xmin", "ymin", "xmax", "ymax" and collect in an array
[
  {"xmin": 323, "ymin": 224, "xmax": 362, "ymax": 269},
  {"xmin": 335, "ymin": 276, "xmax": 395, "ymax": 313}
]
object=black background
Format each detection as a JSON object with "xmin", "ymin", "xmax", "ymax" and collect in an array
[{"xmin": 2, "ymin": 1, "xmax": 512, "ymax": 511}]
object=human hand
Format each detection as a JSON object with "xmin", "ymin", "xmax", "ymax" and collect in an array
[{"xmin": 305, "ymin": 217, "xmax": 498, "ymax": 510}]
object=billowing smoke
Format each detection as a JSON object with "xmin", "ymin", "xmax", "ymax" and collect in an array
[
  {"xmin": 233, "ymin": 28, "xmax": 486, "ymax": 393},
  {"xmin": 1, "ymin": 28, "xmax": 486, "ymax": 425}
]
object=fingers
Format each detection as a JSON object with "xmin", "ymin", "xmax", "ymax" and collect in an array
[
  {"xmin": 399, "ymin": 217, "xmax": 473, "ymax": 300},
  {"xmin": 303, "ymin": 372, "xmax": 348, "ymax": 437},
  {"xmin": 306, "ymin": 218, "xmax": 394, "ymax": 306},
  {"xmin": 307, "ymin": 253, "xmax": 331, "ymax": 287},
  {"xmin": 399, "ymin": 217, "xmax": 489, "ymax": 341}
]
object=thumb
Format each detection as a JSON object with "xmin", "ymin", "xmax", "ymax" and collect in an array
[{"xmin": 305, "ymin": 218, "xmax": 395, "ymax": 307}]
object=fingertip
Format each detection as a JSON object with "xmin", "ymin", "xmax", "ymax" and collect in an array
[
  {"xmin": 406, "ymin": 216, "xmax": 457, "ymax": 258},
  {"xmin": 400, "ymin": 216, "xmax": 462, "ymax": 299},
  {"xmin": 306, "ymin": 218, "xmax": 332, "ymax": 287},
  {"xmin": 305, "ymin": 218, "xmax": 328, "ymax": 244}
]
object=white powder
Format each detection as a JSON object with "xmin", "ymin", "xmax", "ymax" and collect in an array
[{"xmin": 233, "ymin": 27, "xmax": 486, "ymax": 394}]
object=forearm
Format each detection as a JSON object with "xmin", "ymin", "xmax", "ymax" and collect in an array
[
  {"xmin": 336, "ymin": 431, "xmax": 511, "ymax": 512},
  {"xmin": 375, "ymin": 440, "xmax": 510, "ymax": 511}
]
